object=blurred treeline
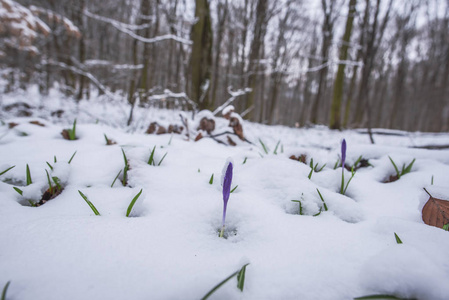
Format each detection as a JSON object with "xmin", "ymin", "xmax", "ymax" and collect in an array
[{"xmin": 0, "ymin": 0, "xmax": 448, "ymax": 131}]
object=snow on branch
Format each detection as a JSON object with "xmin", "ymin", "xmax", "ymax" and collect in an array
[
  {"xmin": 43, "ymin": 60, "xmax": 115, "ymax": 99},
  {"xmin": 84, "ymin": 59, "xmax": 144, "ymax": 70},
  {"xmin": 84, "ymin": 9, "xmax": 192, "ymax": 45},
  {"xmin": 147, "ymin": 89, "xmax": 197, "ymax": 110},
  {"xmin": 213, "ymin": 87, "xmax": 252, "ymax": 116},
  {"xmin": 30, "ymin": 6, "xmax": 80, "ymax": 38}
]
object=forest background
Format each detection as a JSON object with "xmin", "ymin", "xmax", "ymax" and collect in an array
[{"xmin": 1, "ymin": 0, "xmax": 448, "ymax": 132}]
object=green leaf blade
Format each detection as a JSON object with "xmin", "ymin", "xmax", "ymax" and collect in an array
[
  {"xmin": 68, "ymin": 151, "xmax": 77, "ymax": 164},
  {"xmin": 26, "ymin": 164, "xmax": 32, "ymax": 185},
  {"xmin": 2, "ymin": 281, "xmax": 11, "ymax": 300},
  {"xmin": 126, "ymin": 189, "xmax": 143, "ymax": 217},
  {"xmin": 209, "ymin": 174, "xmax": 214, "ymax": 185},
  {"xmin": 394, "ymin": 232, "xmax": 403, "ymax": 244},
  {"xmin": 0, "ymin": 166, "xmax": 15, "ymax": 176},
  {"xmin": 78, "ymin": 190, "xmax": 100, "ymax": 216}
]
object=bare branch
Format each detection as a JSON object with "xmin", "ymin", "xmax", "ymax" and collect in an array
[
  {"xmin": 84, "ymin": 9, "xmax": 192, "ymax": 45},
  {"xmin": 213, "ymin": 87, "xmax": 252, "ymax": 116}
]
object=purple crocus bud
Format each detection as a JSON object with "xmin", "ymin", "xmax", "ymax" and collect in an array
[
  {"xmin": 341, "ymin": 139, "xmax": 347, "ymax": 168},
  {"xmin": 220, "ymin": 159, "xmax": 233, "ymax": 237}
]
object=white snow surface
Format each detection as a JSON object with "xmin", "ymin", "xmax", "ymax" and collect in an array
[{"xmin": 1, "ymin": 87, "xmax": 449, "ymax": 300}]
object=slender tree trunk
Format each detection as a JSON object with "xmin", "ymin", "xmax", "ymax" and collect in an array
[
  {"xmin": 330, "ymin": 0, "xmax": 356, "ymax": 129},
  {"xmin": 189, "ymin": 0, "xmax": 213, "ymax": 110},
  {"xmin": 246, "ymin": 0, "xmax": 268, "ymax": 121}
]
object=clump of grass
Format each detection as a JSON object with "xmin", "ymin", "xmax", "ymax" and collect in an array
[
  {"xmin": 443, "ymin": 223, "xmax": 449, "ymax": 231},
  {"xmin": 201, "ymin": 263, "xmax": 249, "ymax": 300},
  {"xmin": 308, "ymin": 158, "xmax": 326, "ymax": 179},
  {"xmin": 259, "ymin": 139, "xmax": 283, "ymax": 156},
  {"xmin": 78, "ymin": 190, "xmax": 100, "ymax": 216},
  {"xmin": 39, "ymin": 170, "xmax": 64, "ymax": 206},
  {"xmin": 61, "ymin": 119, "xmax": 77, "ymax": 140},
  {"xmin": 352, "ymin": 155, "xmax": 372, "ymax": 170},
  {"xmin": 388, "ymin": 156, "xmax": 416, "ymax": 181},
  {"xmin": 147, "ymin": 146, "xmax": 168, "ymax": 166},
  {"xmin": 126, "ymin": 189, "xmax": 143, "ymax": 217}
]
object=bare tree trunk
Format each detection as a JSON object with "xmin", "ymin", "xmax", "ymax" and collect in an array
[
  {"xmin": 246, "ymin": 0, "xmax": 268, "ymax": 121},
  {"xmin": 189, "ymin": 0, "xmax": 213, "ymax": 110},
  {"xmin": 330, "ymin": 0, "xmax": 356, "ymax": 129},
  {"xmin": 211, "ymin": 0, "xmax": 228, "ymax": 108},
  {"xmin": 310, "ymin": 0, "xmax": 336, "ymax": 125}
]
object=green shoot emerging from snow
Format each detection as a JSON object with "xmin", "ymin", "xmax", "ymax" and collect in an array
[
  {"xmin": 230, "ymin": 185, "xmax": 238, "ymax": 193},
  {"xmin": 68, "ymin": 151, "xmax": 77, "ymax": 164},
  {"xmin": 388, "ymin": 156, "xmax": 416, "ymax": 179},
  {"xmin": 209, "ymin": 173, "xmax": 214, "ymax": 184},
  {"xmin": 45, "ymin": 169, "xmax": 53, "ymax": 194},
  {"xmin": 52, "ymin": 176, "xmax": 62, "ymax": 190},
  {"xmin": 26, "ymin": 164, "xmax": 32, "ymax": 185},
  {"xmin": 111, "ymin": 170, "xmax": 122, "ymax": 187},
  {"xmin": 0, "ymin": 166, "xmax": 15, "ymax": 176},
  {"xmin": 68, "ymin": 119, "xmax": 77, "ymax": 140},
  {"xmin": 308, "ymin": 158, "xmax": 326, "ymax": 179},
  {"xmin": 316, "ymin": 188, "xmax": 328, "ymax": 211},
  {"xmin": 147, "ymin": 146, "xmax": 167, "ymax": 166},
  {"xmin": 341, "ymin": 166, "xmax": 355, "ymax": 195},
  {"xmin": 78, "ymin": 190, "xmax": 100, "ymax": 216},
  {"xmin": 259, "ymin": 139, "xmax": 269, "ymax": 154},
  {"xmin": 394, "ymin": 232, "xmax": 403, "ymax": 244},
  {"xmin": 13, "ymin": 187, "xmax": 23, "ymax": 196},
  {"xmin": 126, "ymin": 189, "xmax": 143, "ymax": 217},
  {"xmin": 443, "ymin": 224, "xmax": 449, "ymax": 231},
  {"xmin": 273, "ymin": 140, "xmax": 281, "ymax": 155},
  {"xmin": 291, "ymin": 200, "xmax": 303, "ymax": 215},
  {"xmin": 2, "ymin": 281, "xmax": 11, "ymax": 300},
  {"xmin": 62, "ymin": 119, "xmax": 78, "ymax": 140},
  {"xmin": 201, "ymin": 263, "xmax": 249, "ymax": 300},
  {"xmin": 121, "ymin": 148, "xmax": 129, "ymax": 186}
]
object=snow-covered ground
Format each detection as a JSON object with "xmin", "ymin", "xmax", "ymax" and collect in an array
[{"xmin": 1, "ymin": 87, "xmax": 449, "ymax": 300}]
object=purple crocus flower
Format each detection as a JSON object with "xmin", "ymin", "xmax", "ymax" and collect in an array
[
  {"xmin": 341, "ymin": 139, "xmax": 347, "ymax": 168},
  {"xmin": 220, "ymin": 160, "xmax": 233, "ymax": 237}
]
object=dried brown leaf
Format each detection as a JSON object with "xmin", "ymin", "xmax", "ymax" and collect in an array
[
  {"xmin": 422, "ymin": 196, "xmax": 449, "ymax": 229},
  {"xmin": 61, "ymin": 129, "xmax": 70, "ymax": 140}
]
